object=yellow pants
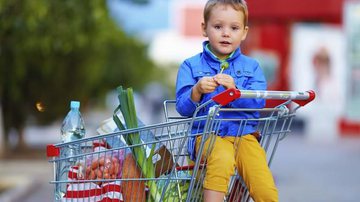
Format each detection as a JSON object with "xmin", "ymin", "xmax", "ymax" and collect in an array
[{"xmin": 195, "ymin": 134, "xmax": 278, "ymax": 202}]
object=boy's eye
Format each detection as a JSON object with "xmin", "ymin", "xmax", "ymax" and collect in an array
[
  {"xmin": 214, "ymin": 25, "xmax": 221, "ymax": 30},
  {"xmin": 232, "ymin": 26, "xmax": 240, "ymax": 31}
]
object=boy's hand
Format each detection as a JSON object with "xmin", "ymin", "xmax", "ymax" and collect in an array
[
  {"xmin": 196, "ymin": 76, "xmax": 219, "ymax": 94},
  {"xmin": 191, "ymin": 76, "xmax": 218, "ymax": 102},
  {"xmin": 213, "ymin": 74, "xmax": 236, "ymax": 89}
]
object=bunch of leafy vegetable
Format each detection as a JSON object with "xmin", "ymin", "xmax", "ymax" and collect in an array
[
  {"xmin": 113, "ymin": 86, "xmax": 193, "ymax": 201},
  {"xmin": 113, "ymin": 86, "xmax": 161, "ymax": 201}
]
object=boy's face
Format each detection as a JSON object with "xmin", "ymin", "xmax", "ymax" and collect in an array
[{"xmin": 202, "ymin": 4, "xmax": 248, "ymax": 60}]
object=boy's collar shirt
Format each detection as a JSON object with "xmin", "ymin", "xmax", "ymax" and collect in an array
[{"xmin": 202, "ymin": 41, "xmax": 241, "ymax": 73}]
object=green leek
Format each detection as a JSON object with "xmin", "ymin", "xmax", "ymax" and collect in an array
[{"xmin": 113, "ymin": 86, "xmax": 161, "ymax": 202}]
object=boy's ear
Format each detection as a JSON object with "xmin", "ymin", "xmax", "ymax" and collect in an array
[
  {"xmin": 241, "ymin": 26, "xmax": 249, "ymax": 41},
  {"xmin": 201, "ymin": 22, "xmax": 207, "ymax": 37}
]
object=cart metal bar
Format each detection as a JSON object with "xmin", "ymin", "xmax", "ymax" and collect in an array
[{"xmin": 212, "ymin": 88, "xmax": 315, "ymax": 106}]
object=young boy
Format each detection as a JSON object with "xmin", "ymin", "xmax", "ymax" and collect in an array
[{"xmin": 175, "ymin": 0, "xmax": 278, "ymax": 201}]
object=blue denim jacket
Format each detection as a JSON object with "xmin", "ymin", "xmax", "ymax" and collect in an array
[{"xmin": 175, "ymin": 41, "xmax": 267, "ymax": 160}]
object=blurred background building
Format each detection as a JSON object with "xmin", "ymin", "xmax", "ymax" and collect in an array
[{"xmin": 1, "ymin": 0, "xmax": 360, "ymax": 201}]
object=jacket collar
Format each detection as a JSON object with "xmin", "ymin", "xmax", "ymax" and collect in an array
[{"xmin": 202, "ymin": 41, "xmax": 241, "ymax": 71}]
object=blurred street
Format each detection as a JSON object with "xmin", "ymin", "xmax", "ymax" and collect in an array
[
  {"xmin": 1, "ymin": 132, "xmax": 359, "ymax": 201},
  {"xmin": 272, "ymin": 134, "xmax": 360, "ymax": 202},
  {"xmin": 0, "ymin": 159, "xmax": 53, "ymax": 202}
]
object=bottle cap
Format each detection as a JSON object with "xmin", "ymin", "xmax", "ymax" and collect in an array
[{"xmin": 70, "ymin": 101, "xmax": 80, "ymax": 109}]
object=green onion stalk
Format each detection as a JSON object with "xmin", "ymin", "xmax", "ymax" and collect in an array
[{"xmin": 113, "ymin": 86, "xmax": 161, "ymax": 202}]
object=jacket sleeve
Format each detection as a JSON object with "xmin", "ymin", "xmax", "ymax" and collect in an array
[
  {"xmin": 175, "ymin": 61, "xmax": 199, "ymax": 117},
  {"xmin": 230, "ymin": 62, "xmax": 267, "ymax": 109}
]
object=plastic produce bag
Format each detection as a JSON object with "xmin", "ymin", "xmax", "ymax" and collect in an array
[{"xmin": 63, "ymin": 141, "xmax": 125, "ymax": 202}]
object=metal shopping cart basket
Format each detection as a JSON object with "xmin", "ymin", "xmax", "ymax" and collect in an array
[{"xmin": 47, "ymin": 88, "xmax": 315, "ymax": 202}]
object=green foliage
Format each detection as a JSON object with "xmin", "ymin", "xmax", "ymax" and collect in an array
[{"xmin": 0, "ymin": 0, "xmax": 157, "ymax": 146}]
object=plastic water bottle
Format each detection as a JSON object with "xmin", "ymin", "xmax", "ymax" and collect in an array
[
  {"xmin": 60, "ymin": 101, "xmax": 85, "ymax": 143},
  {"xmin": 56, "ymin": 101, "xmax": 85, "ymax": 200}
]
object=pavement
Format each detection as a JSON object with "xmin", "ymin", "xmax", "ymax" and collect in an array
[
  {"xmin": 272, "ymin": 134, "xmax": 360, "ymax": 202},
  {"xmin": 0, "ymin": 158, "xmax": 53, "ymax": 202},
  {"xmin": 1, "ymin": 133, "xmax": 360, "ymax": 202}
]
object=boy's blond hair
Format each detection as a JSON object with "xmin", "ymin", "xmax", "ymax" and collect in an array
[{"xmin": 203, "ymin": 0, "xmax": 248, "ymax": 27}]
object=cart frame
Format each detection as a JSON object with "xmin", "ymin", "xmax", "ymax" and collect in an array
[{"xmin": 47, "ymin": 88, "xmax": 315, "ymax": 202}]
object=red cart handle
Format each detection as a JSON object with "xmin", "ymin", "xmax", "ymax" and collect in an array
[
  {"xmin": 212, "ymin": 88, "xmax": 316, "ymax": 106},
  {"xmin": 47, "ymin": 144, "xmax": 60, "ymax": 157}
]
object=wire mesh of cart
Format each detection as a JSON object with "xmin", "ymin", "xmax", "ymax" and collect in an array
[{"xmin": 47, "ymin": 88, "xmax": 315, "ymax": 202}]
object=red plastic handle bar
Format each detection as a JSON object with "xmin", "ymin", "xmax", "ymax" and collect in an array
[
  {"xmin": 47, "ymin": 144, "xmax": 60, "ymax": 157},
  {"xmin": 46, "ymin": 141, "xmax": 111, "ymax": 158},
  {"xmin": 212, "ymin": 88, "xmax": 241, "ymax": 106},
  {"xmin": 212, "ymin": 88, "xmax": 316, "ymax": 106},
  {"xmin": 293, "ymin": 90, "xmax": 316, "ymax": 106}
]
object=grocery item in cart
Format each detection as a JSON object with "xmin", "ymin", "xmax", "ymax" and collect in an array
[
  {"xmin": 57, "ymin": 100, "xmax": 86, "ymax": 199},
  {"xmin": 97, "ymin": 116, "xmax": 159, "ymax": 157},
  {"xmin": 122, "ymin": 153, "xmax": 146, "ymax": 202},
  {"xmin": 63, "ymin": 141, "xmax": 125, "ymax": 201},
  {"xmin": 64, "ymin": 165, "xmax": 123, "ymax": 201},
  {"xmin": 83, "ymin": 142, "xmax": 125, "ymax": 182},
  {"xmin": 61, "ymin": 101, "xmax": 85, "ymax": 143},
  {"xmin": 112, "ymin": 86, "xmax": 165, "ymax": 201},
  {"xmin": 97, "ymin": 116, "xmax": 178, "ymax": 178}
]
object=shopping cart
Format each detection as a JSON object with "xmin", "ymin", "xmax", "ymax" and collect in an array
[{"xmin": 47, "ymin": 88, "xmax": 315, "ymax": 202}]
